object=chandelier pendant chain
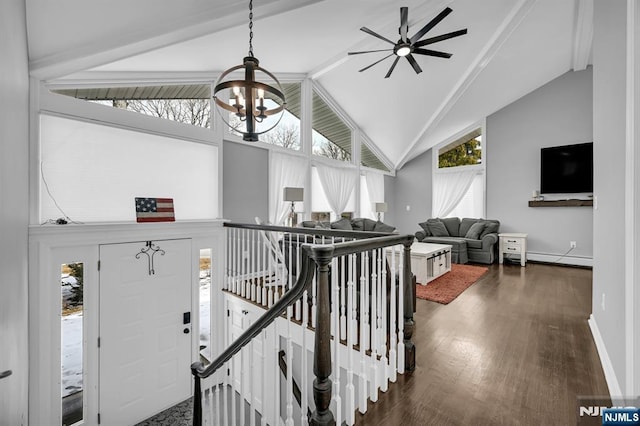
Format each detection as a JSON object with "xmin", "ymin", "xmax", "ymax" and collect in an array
[{"xmin": 248, "ymin": 0, "xmax": 254, "ymax": 57}]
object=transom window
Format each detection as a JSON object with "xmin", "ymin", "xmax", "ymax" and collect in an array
[
  {"xmin": 438, "ymin": 129, "xmax": 482, "ymax": 168},
  {"xmin": 312, "ymin": 90, "xmax": 352, "ymax": 162}
]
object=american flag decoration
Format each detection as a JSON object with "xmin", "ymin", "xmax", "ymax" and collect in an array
[{"xmin": 135, "ymin": 198, "xmax": 175, "ymax": 223}]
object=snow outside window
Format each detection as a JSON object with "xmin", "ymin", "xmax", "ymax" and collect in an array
[{"xmin": 39, "ymin": 114, "xmax": 218, "ymax": 223}]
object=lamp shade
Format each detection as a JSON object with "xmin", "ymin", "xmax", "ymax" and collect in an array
[
  {"xmin": 283, "ymin": 187, "xmax": 304, "ymax": 202},
  {"xmin": 375, "ymin": 202, "xmax": 388, "ymax": 213}
]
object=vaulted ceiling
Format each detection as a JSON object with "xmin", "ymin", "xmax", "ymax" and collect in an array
[{"xmin": 25, "ymin": 0, "xmax": 593, "ymax": 169}]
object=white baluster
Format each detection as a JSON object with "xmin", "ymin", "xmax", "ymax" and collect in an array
[
  {"xmin": 389, "ymin": 245, "xmax": 398, "ymax": 382},
  {"xmin": 215, "ymin": 380, "xmax": 222, "ymax": 426},
  {"xmin": 261, "ymin": 233, "xmax": 267, "ymax": 306},
  {"xmin": 240, "ymin": 345, "xmax": 245, "ymax": 426},
  {"xmin": 345, "ymin": 253, "xmax": 356, "ymax": 426},
  {"xmin": 285, "ymin": 300, "xmax": 294, "ymax": 426},
  {"xmin": 340, "ymin": 252, "xmax": 347, "ymax": 340},
  {"xmin": 261, "ymin": 329, "xmax": 268, "ymax": 426},
  {"xmin": 250, "ymin": 338, "xmax": 256, "ymax": 426},
  {"xmin": 332, "ymin": 256, "xmax": 342, "ymax": 425},
  {"xmin": 370, "ymin": 250, "xmax": 379, "ymax": 403},
  {"xmin": 295, "ymin": 234, "xmax": 302, "ymax": 321},
  {"xmin": 311, "ymin": 269, "xmax": 317, "ymax": 329},
  {"xmin": 380, "ymin": 248, "xmax": 389, "ymax": 392},
  {"xmin": 358, "ymin": 251, "xmax": 368, "ymax": 414},
  {"xmin": 251, "ymin": 229, "xmax": 257, "ymax": 302},
  {"xmin": 398, "ymin": 248, "xmax": 405, "ymax": 374}
]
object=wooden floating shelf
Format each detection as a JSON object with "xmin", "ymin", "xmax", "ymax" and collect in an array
[{"xmin": 528, "ymin": 199, "xmax": 593, "ymax": 207}]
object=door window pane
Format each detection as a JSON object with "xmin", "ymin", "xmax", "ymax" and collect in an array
[
  {"xmin": 199, "ymin": 249, "xmax": 212, "ymax": 364},
  {"xmin": 61, "ymin": 262, "xmax": 83, "ymax": 426}
]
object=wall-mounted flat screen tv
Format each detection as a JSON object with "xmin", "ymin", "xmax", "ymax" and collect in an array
[{"xmin": 540, "ymin": 142, "xmax": 593, "ymax": 194}]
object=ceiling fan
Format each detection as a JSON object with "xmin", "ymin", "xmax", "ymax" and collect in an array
[{"xmin": 348, "ymin": 6, "xmax": 467, "ymax": 78}]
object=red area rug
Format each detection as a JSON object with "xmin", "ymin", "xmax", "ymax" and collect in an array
[{"xmin": 415, "ymin": 264, "xmax": 488, "ymax": 304}]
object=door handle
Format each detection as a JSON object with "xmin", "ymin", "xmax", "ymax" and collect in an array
[
  {"xmin": 183, "ymin": 328, "xmax": 190, "ymax": 334},
  {"xmin": 0, "ymin": 370, "xmax": 12, "ymax": 380}
]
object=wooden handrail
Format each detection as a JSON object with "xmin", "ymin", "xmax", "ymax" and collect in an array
[{"xmin": 192, "ymin": 223, "xmax": 416, "ymax": 426}]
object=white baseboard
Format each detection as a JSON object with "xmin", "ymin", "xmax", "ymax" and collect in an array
[
  {"xmin": 588, "ymin": 314, "xmax": 623, "ymax": 398},
  {"xmin": 526, "ymin": 252, "xmax": 593, "ymax": 267}
]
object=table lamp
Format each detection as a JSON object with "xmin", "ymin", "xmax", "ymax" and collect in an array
[
  {"xmin": 283, "ymin": 187, "xmax": 304, "ymax": 227},
  {"xmin": 375, "ymin": 202, "xmax": 388, "ymax": 221}
]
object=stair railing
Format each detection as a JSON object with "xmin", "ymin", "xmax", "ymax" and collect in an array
[{"xmin": 191, "ymin": 222, "xmax": 415, "ymax": 426}]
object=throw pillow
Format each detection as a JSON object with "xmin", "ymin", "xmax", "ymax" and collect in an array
[
  {"xmin": 418, "ymin": 221, "xmax": 432, "ymax": 237},
  {"xmin": 427, "ymin": 221, "xmax": 450, "ymax": 237},
  {"xmin": 373, "ymin": 221, "xmax": 396, "ymax": 233},
  {"xmin": 480, "ymin": 221, "xmax": 500, "ymax": 239},
  {"xmin": 440, "ymin": 217, "xmax": 461, "ymax": 237},
  {"xmin": 363, "ymin": 218, "xmax": 378, "ymax": 231},
  {"xmin": 331, "ymin": 218, "xmax": 353, "ymax": 230},
  {"xmin": 464, "ymin": 222, "xmax": 485, "ymax": 239},
  {"xmin": 351, "ymin": 218, "xmax": 365, "ymax": 231}
]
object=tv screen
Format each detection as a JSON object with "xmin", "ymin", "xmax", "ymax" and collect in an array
[{"xmin": 540, "ymin": 142, "xmax": 593, "ymax": 194}]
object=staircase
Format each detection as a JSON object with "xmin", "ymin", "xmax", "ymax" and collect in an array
[{"xmin": 191, "ymin": 222, "xmax": 416, "ymax": 425}]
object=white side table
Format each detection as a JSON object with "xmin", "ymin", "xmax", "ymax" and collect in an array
[{"xmin": 499, "ymin": 233, "xmax": 528, "ymax": 266}]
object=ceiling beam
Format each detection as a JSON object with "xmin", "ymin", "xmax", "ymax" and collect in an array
[
  {"xmin": 29, "ymin": 0, "xmax": 323, "ymax": 81},
  {"xmin": 572, "ymin": 0, "xmax": 594, "ymax": 71},
  {"xmin": 395, "ymin": 0, "xmax": 539, "ymax": 169}
]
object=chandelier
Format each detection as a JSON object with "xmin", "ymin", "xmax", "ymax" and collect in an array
[{"xmin": 213, "ymin": 0, "xmax": 286, "ymax": 142}]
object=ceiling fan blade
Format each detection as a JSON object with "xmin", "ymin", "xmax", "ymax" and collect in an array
[
  {"xmin": 400, "ymin": 7, "xmax": 408, "ymax": 42},
  {"xmin": 359, "ymin": 53, "xmax": 395, "ymax": 72},
  {"xmin": 409, "ymin": 7, "xmax": 452, "ymax": 44},
  {"xmin": 413, "ymin": 48, "xmax": 452, "ymax": 58},
  {"xmin": 348, "ymin": 49, "xmax": 394, "ymax": 55},
  {"xmin": 360, "ymin": 27, "xmax": 396, "ymax": 45},
  {"xmin": 385, "ymin": 56, "xmax": 401, "ymax": 78},
  {"xmin": 414, "ymin": 29, "xmax": 468, "ymax": 47},
  {"xmin": 406, "ymin": 54, "xmax": 423, "ymax": 74}
]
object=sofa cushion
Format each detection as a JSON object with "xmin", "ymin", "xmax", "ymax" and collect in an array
[
  {"xmin": 331, "ymin": 218, "xmax": 353, "ymax": 230},
  {"xmin": 427, "ymin": 221, "xmax": 450, "ymax": 237},
  {"xmin": 459, "ymin": 218, "xmax": 480, "ymax": 237},
  {"xmin": 480, "ymin": 220, "xmax": 500, "ymax": 239},
  {"xmin": 440, "ymin": 217, "xmax": 461, "ymax": 237},
  {"xmin": 373, "ymin": 221, "xmax": 396, "ymax": 233},
  {"xmin": 464, "ymin": 238, "xmax": 483, "ymax": 249},
  {"xmin": 464, "ymin": 222, "xmax": 485, "ymax": 239}
]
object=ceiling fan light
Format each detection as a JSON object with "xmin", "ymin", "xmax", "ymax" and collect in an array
[{"xmin": 396, "ymin": 45, "xmax": 411, "ymax": 57}]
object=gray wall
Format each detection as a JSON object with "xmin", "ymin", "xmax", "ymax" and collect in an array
[
  {"xmin": 486, "ymin": 68, "xmax": 594, "ymax": 263},
  {"xmin": 390, "ymin": 149, "xmax": 433, "ymax": 235},
  {"xmin": 222, "ymin": 141, "xmax": 269, "ymax": 223},
  {"xmin": 592, "ymin": 0, "xmax": 628, "ymax": 394},
  {"xmin": 0, "ymin": 0, "xmax": 29, "ymax": 424}
]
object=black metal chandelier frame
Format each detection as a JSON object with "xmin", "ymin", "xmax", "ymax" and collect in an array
[{"xmin": 213, "ymin": 0, "xmax": 286, "ymax": 142}]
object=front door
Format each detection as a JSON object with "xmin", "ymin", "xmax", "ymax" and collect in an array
[{"xmin": 99, "ymin": 239, "xmax": 192, "ymax": 425}]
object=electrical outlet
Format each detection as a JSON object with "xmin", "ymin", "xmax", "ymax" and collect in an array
[
  {"xmin": 601, "ymin": 293, "xmax": 606, "ymax": 311},
  {"xmin": 570, "ymin": 241, "xmax": 577, "ymax": 249}
]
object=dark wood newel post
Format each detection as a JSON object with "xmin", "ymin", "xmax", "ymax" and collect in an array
[
  {"xmin": 310, "ymin": 246, "xmax": 336, "ymax": 426},
  {"xmin": 403, "ymin": 242, "xmax": 416, "ymax": 372},
  {"xmin": 191, "ymin": 362, "xmax": 203, "ymax": 426}
]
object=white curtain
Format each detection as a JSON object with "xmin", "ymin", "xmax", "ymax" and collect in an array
[
  {"xmin": 269, "ymin": 152, "xmax": 308, "ymax": 225},
  {"xmin": 364, "ymin": 171, "xmax": 384, "ymax": 218},
  {"xmin": 432, "ymin": 168, "xmax": 478, "ymax": 218},
  {"xmin": 315, "ymin": 163, "xmax": 357, "ymax": 218}
]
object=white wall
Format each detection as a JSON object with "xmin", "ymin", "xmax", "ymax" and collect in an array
[
  {"xmin": 389, "ymin": 150, "xmax": 433, "ymax": 235},
  {"xmin": 0, "ymin": 0, "xmax": 29, "ymax": 425},
  {"xmin": 486, "ymin": 68, "xmax": 594, "ymax": 265},
  {"xmin": 222, "ymin": 141, "xmax": 269, "ymax": 223},
  {"xmin": 592, "ymin": 0, "xmax": 629, "ymax": 396}
]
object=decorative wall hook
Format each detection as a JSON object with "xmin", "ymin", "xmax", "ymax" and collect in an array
[{"xmin": 135, "ymin": 241, "xmax": 165, "ymax": 275}]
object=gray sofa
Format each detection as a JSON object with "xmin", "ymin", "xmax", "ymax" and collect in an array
[
  {"xmin": 414, "ymin": 217, "xmax": 500, "ymax": 264},
  {"xmin": 300, "ymin": 217, "xmax": 396, "ymax": 233}
]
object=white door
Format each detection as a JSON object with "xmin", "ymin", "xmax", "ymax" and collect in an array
[{"xmin": 99, "ymin": 239, "xmax": 192, "ymax": 425}]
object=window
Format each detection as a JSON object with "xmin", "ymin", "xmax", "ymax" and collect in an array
[
  {"xmin": 438, "ymin": 130, "xmax": 482, "ymax": 168},
  {"xmin": 52, "ymin": 84, "xmax": 212, "ymax": 128},
  {"xmin": 312, "ymin": 90, "xmax": 352, "ymax": 162},
  {"xmin": 229, "ymin": 83, "xmax": 302, "ymax": 150},
  {"xmin": 433, "ymin": 128, "xmax": 485, "ymax": 218},
  {"xmin": 199, "ymin": 249, "xmax": 212, "ymax": 364},
  {"xmin": 311, "ymin": 166, "xmax": 355, "ymax": 221},
  {"xmin": 61, "ymin": 262, "xmax": 83, "ymax": 426},
  {"xmin": 361, "ymin": 142, "xmax": 389, "ymax": 172},
  {"xmin": 39, "ymin": 114, "xmax": 219, "ymax": 223}
]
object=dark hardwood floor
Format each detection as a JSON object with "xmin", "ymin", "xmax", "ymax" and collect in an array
[{"xmin": 355, "ymin": 262, "xmax": 610, "ymax": 426}]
